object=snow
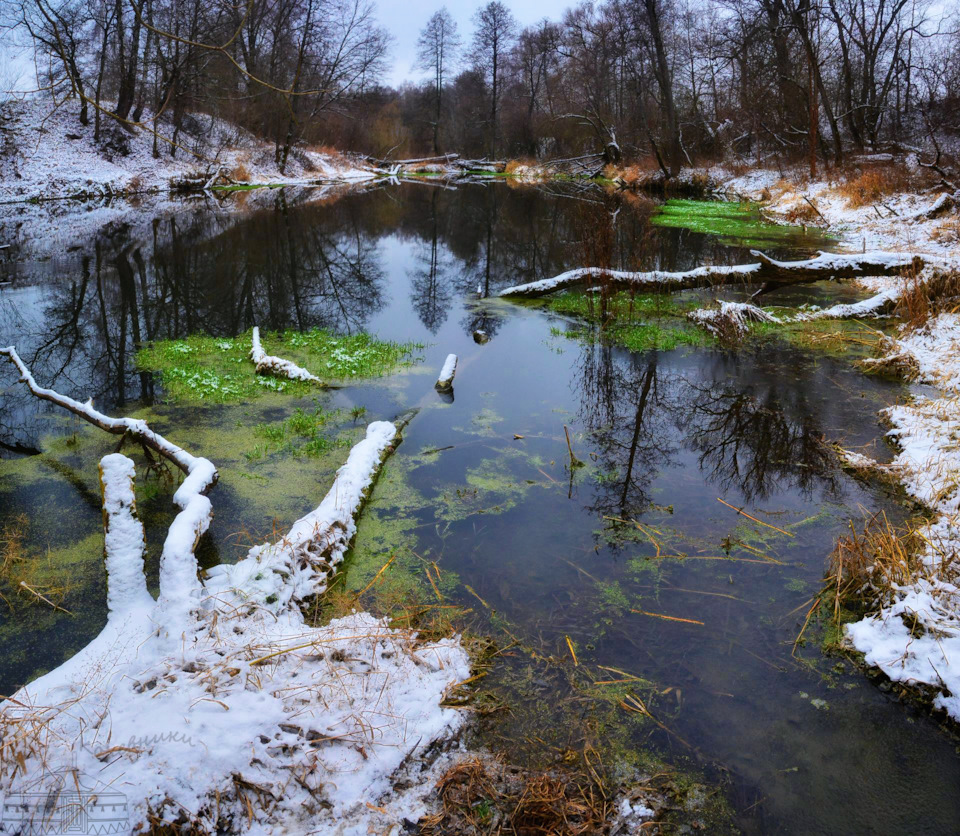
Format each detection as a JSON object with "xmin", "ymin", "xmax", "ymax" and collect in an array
[
  {"xmin": 0, "ymin": 364, "xmax": 468, "ymax": 833},
  {"xmin": 837, "ymin": 313, "xmax": 960, "ymax": 719},
  {"xmin": 710, "ymin": 164, "xmax": 960, "ymax": 261},
  {"xmin": 250, "ymin": 325, "xmax": 322, "ymax": 384},
  {"xmin": 99, "ymin": 453, "xmax": 152, "ymax": 617},
  {"xmin": 0, "ymin": 97, "xmax": 375, "ymax": 204},
  {"xmin": 435, "ymin": 353, "xmax": 458, "ymax": 389},
  {"xmin": 206, "ymin": 420, "xmax": 398, "ymax": 613},
  {"xmin": 688, "ymin": 301, "xmax": 779, "ymax": 336},
  {"xmin": 498, "ymin": 263, "xmax": 760, "ymax": 297}
]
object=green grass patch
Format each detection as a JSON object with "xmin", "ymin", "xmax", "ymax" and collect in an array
[
  {"xmin": 546, "ymin": 290, "xmax": 709, "ymax": 352},
  {"xmin": 136, "ymin": 329, "xmax": 424, "ymax": 404},
  {"xmin": 652, "ymin": 199, "xmax": 834, "ymax": 249}
]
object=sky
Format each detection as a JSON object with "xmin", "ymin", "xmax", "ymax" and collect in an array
[{"xmin": 380, "ymin": 0, "xmax": 562, "ymax": 87}]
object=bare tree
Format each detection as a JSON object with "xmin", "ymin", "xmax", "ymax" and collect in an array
[
  {"xmin": 417, "ymin": 7, "xmax": 461, "ymax": 154},
  {"xmin": 470, "ymin": 0, "xmax": 516, "ymax": 157}
]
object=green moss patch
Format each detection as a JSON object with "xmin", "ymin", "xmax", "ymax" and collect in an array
[
  {"xmin": 136, "ymin": 329, "xmax": 424, "ymax": 404},
  {"xmin": 651, "ymin": 199, "xmax": 833, "ymax": 249}
]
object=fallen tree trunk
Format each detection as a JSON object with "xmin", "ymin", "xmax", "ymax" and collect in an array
[
  {"xmin": 2, "ymin": 345, "xmax": 217, "ymax": 626},
  {"xmin": 497, "ymin": 251, "xmax": 931, "ymax": 299},
  {"xmin": 250, "ymin": 326, "xmax": 324, "ymax": 384},
  {"xmin": 364, "ymin": 153, "xmax": 459, "ymax": 168}
]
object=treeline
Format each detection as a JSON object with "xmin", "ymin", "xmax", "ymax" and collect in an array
[{"xmin": 8, "ymin": 0, "xmax": 960, "ymax": 172}]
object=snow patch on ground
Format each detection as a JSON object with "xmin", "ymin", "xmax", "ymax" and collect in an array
[
  {"xmin": 0, "ymin": 98, "xmax": 374, "ymax": 203},
  {"xmin": 839, "ymin": 312, "xmax": 960, "ymax": 719}
]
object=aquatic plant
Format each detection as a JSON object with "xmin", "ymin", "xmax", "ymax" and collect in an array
[
  {"xmin": 651, "ymin": 199, "xmax": 833, "ymax": 249},
  {"xmin": 136, "ymin": 329, "xmax": 423, "ymax": 403}
]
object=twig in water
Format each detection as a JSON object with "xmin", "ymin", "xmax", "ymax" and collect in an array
[
  {"xmin": 565, "ymin": 636, "xmax": 579, "ymax": 666},
  {"xmin": 564, "ymin": 425, "xmax": 584, "ymax": 469},
  {"xmin": 630, "ymin": 608, "xmax": 704, "ymax": 626},
  {"xmin": 19, "ymin": 582, "xmax": 72, "ymax": 614},
  {"xmin": 717, "ymin": 498, "xmax": 794, "ymax": 537}
]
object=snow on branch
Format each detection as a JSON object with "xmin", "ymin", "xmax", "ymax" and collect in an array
[
  {"xmin": 98, "ymin": 454, "xmax": 152, "ymax": 618},
  {"xmin": 497, "ymin": 251, "xmax": 932, "ymax": 299},
  {"xmin": 2, "ymin": 345, "xmax": 217, "ymax": 627},
  {"xmin": 250, "ymin": 326, "xmax": 324, "ymax": 384},
  {"xmin": 1, "ymin": 346, "xmax": 211, "ymax": 477},
  {"xmin": 206, "ymin": 409, "xmax": 416, "ymax": 614}
]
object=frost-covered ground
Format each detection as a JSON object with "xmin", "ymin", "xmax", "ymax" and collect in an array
[
  {"xmin": 713, "ymin": 163, "xmax": 960, "ymax": 260},
  {"xmin": 832, "ymin": 312, "xmax": 960, "ymax": 720},
  {"xmin": 0, "ymin": 97, "xmax": 374, "ymax": 203}
]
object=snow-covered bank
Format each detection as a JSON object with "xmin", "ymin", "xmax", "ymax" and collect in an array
[
  {"xmin": 836, "ymin": 313, "xmax": 960, "ymax": 720},
  {"xmin": 0, "ymin": 359, "xmax": 470, "ymax": 833},
  {"xmin": 0, "ymin": 98, "xmax": 375, "ymax": 204},
  {"xmin": 711, "ymin": 163, "xmax": 960, "ymax": 260}
]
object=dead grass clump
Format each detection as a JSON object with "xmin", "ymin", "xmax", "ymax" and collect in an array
[
  {"xmin": 781, "ymin": 199, "xmax": 820, "ymax": 224},
  {"xmin": 932, "ymin": 217, "xmax": 960, "ymax": 245},
  {"xmin": 894, "ymin": 269, "xmax": 960, "ymax": 331},
  {"xmin": 835, "ymin": 166, "xmax": 912, "ymax": 208},
  {"xmin": 505, "ymin": 158, "xmax": 536, "ymax": 175},
  {"xmin": 827, "ymin": 512, "xmax": 927, "ymax": 619},
  {"xmin": 421, "ymin": 756, "xmax": 609, "ymax": 835},
  {"xmin": 230, "ymin": 161, "xmax": 251, "ymax": 182}
]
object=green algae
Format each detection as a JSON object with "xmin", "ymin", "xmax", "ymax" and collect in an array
[
  {"xmin": 135, "ymin": 329, "xmax": 424, "ymax": 404},
  {"xmin": 651, "ymin": 199, "xmax": 834, "ymax": 249}
]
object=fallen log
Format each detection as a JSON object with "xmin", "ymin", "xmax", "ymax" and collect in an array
[
  {"xmin": 2, "ymin": 345, "xmax": 217, "ymax": 626},
  {"xmin": 250, "ymin": 325, "xmax": 324, "ymax": 384},
  {"xmin": 497, "ymin": 250, "xmax": 930, "ymax": 299},
  {"xmin": 364, "ymin": 153, "xmax": 459, "ymax": 168}
]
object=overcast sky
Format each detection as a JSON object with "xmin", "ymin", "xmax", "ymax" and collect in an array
[{"xmin": 381, "ymin": 0, "xmax": 562, "ymax": 87}]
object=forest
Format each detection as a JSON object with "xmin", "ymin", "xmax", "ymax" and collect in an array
[{"xmin": 4, "ymin": 0, "xmax": 959, "ymax": 173}]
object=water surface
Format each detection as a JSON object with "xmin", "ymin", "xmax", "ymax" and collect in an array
[{"xmin": 1, "ymin": 182, "xmax": 957, "ymax": 834}]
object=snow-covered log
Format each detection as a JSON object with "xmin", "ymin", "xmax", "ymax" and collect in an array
[
  {"xmin": 205, "ymin": 409, "xmax": 416, "ymax": 613},
  {"xmin": 435, "ymin": 353, "xmax": 458, "ymax": 391},
  {"xmin": 497, "ymin": 251, "xmax": 930, "ymax": 299},
  {"xmin": 794, "ymin": 286, "xmax": 901, "ymax": 320},
  {"xmin": 0, "ymin": 395, "xmax": 466, "ymax": 833},
  {"xmin": 1, "ymin": 346, "xmax": 218, "ymax": 628},
  {"xmin": 98, "ymin": 454, "xmax": 151, "ymax": 618},
  {"xmin": 250, "ymin": 326, "xmax": 323, "ymax": 384}
]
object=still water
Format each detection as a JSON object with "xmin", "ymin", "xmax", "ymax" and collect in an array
[{"xmin": 1, "ymin": 182, "xmax": 958, "ymax": 833}]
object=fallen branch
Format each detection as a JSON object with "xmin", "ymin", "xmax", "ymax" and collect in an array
[
  {"xmin": 497, "ymin": 251, "xmax": 929, "ymax": 299},
  {"xmin": 205, "ymin": 409, "xmax": 417, "ymax": 613},
  {"xmin": 1, "ymin": 346, "xmax": 217, "ymax": 625},
  {"xmin": 250, "ymin": 326, "xmax": 324, "ymax": 384}
]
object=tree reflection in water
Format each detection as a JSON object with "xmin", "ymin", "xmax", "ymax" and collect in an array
[
  {"xmin": 575, "ymin": 340, "xmax": 841, "ymax": 529},
  {"xmin": 0, "ymin": 181, "xmax": 781, "ymax": 450}
]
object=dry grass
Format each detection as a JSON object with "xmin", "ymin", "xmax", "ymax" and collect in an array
[
  {"xmin": 420, "ymin": 755, "xmax": 612, "ymax": 835},
  {"xmin": 505, "ymin": 158, "xmax": 537, "ymax": 175},
  {"xmin": 894, "ymin": 269, "xmax": 960, "ymax": 331},
  {"xmin": 834, "ymin": 166, "xmax": 913, "ymax": 208},
  {"xmin": 932, "ymin": 216, "xmax": 960, "ymax": 246},
  {"xmin": 229, "ymin": 161, "xmax": 251, "ymax": 182},
  {"xmin": 795, "ymin": 511, "xmax": 930, "ymax": 654}
]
